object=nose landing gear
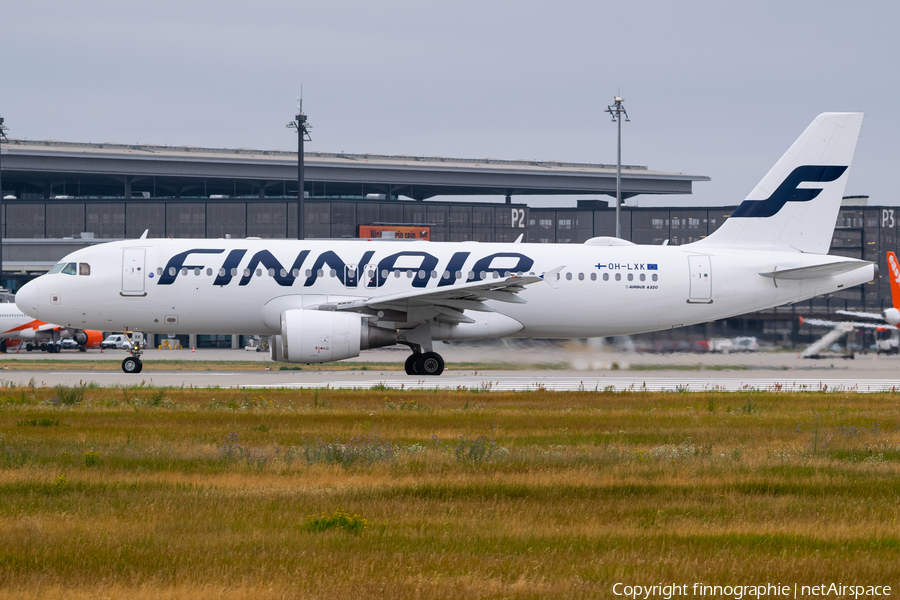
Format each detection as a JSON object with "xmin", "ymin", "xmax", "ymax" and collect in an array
[{"xmin": 120, "ymin": 332, "xmax": 144, "ymax": 374}]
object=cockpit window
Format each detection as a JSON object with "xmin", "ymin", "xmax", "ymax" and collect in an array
[
  {"xmin": 48, "ymin": 263, "xmax": 65, "ymax": 274},
  {"xmin": 79, "ymin": 263, "xmax": 91, "ymax": 276},
  {"xmin": 61, "ymin": 262, "xmax": 78, "ymax": 275}
]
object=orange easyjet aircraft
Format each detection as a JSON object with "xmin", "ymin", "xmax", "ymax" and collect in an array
[{"xmin": 0, "ymin": 303, "xmax": 102, "ymax": 353}]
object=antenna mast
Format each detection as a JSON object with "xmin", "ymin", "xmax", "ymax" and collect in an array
[{"xmin": 287, "ymin": 90, "xmax": 312, "ymax": 239}]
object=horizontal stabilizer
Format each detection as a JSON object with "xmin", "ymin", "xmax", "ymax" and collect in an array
[{"xmin": 759, "ymin": 261, "xmax": 873, "ymax": 281}]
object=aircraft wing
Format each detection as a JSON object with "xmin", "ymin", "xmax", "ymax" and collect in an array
[
  {"xmin": 328, "ymin": 269, "xmax": 560, "ymax": 325},
  {"xmin": 835, "ymin": 309, "xmax": 884, "ymax": 320},
  {"xmin": 803, "ymin": 317, "xmax": 896, "ymax": 330}
]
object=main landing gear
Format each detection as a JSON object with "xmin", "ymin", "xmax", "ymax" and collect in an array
[
  {"xmin": 121, "ymin": 333, "xmax": 144, "ymax": 374},
  {"xmin": 404, "ymin": 351, "xmax": 445, "ymax": 376}
]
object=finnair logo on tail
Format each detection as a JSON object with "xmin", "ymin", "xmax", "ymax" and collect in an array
[{"xmin": 731, "ymin": 165, "xmax": 847, "ymax": 219}]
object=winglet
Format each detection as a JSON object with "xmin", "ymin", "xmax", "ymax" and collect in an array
[
  {"xmin": 513, "ymin": 234, "xmax": 524, "ymax": 244},
  {"xmin": 140, "ymin": 229, "xmax": 149, "ymax": 240},
  {"xmin": 540, "ymin": 265, "xmax": 565, "ymax": 289}
]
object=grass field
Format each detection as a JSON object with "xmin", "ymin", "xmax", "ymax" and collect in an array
[{"xmin": 1, "ymin": 383, "xmax": 899, "ymax": 599}]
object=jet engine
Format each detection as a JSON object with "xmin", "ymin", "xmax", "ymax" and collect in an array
[
  {"xmin": 884, "ymin": 308, "xmax": 900, "ymax": 326},
  {"xmin": 271, "ymin": 310, "xmax": 397, "ymax": 363},
  {"xmin": 72, "ymin": 329, "xmax": 104, "ymax": 348}
]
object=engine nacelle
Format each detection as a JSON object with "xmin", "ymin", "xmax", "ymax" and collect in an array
[
  {"xmin": 884, "ymin": 308, "xmax": 900, "ymax": 326},
  {"xmin": 273, "ymin": 310, "xmax": 397, "ymax": 363},
  {"xmin": 72, "ymin": 329, "xmax": 104, "ymax": 348}
]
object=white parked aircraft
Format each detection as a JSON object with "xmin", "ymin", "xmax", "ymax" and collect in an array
[
  {"xmin": 834, "ymin": 251, "xmax": 900, "ymax": 326},
  {"xmin": 798, "ymin": 251, "xmax": 900, "ymax": 357},
  {"xmin": 15, "ymin": 113, "xmax": 874, "ymax": 374}
]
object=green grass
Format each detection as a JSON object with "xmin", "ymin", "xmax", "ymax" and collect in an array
[{"xmin": 1, "ymin": 384, "xmax": 899, "ymax": 598}]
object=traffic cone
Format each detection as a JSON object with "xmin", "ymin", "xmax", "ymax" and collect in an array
[{"xmin": 192, "ymin": 347, "xmax": 195, "ymax": 353}]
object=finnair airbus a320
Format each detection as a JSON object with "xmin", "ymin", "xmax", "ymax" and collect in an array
[{"xmin": 15, "ymin": 113, "xmax": 874, "ymax": 375}]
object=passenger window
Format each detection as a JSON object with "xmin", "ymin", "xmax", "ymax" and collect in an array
[
  {"xmin": 169, "ymin": 267, "xmax": 177, "ymax": 276},
  {"xmin": 207, "ymin": 268, "xmax": 213, "ymax": 276},
  {"xmin": 181, "ymin": 267, "xmax": 188, "ymax": 276},
  {"xmin": 603, "ymin": 273, "xmax": 609, "ymax": 281},
  {"xmin": 652, "ymin": 274, "xmax": 658, "ymax": 282},
  {"xmin": 615, "ymin": 273, "xmax": 621, "ymax": 281},
  {"xmin": 49, "ymin": 263, "xmax": 65, "ymax": 274},
  {"xmin": 268, "ymin": 269, "xmax": 276, "ymax": 277},
  {"xmin": 640, "ymin": 273, "xmax": 646, "ymax": 281},
  {"xmin": 590, "ymin": 273, "xmax": 597, "ymax": 281},
  {"xmin": 578, "ymin": 273, "xmax": 584, "ymax": 281},
  {"xmin": 194, "ymin": 268, "xmax": 201, "ymax": 276},
  {"xmin": 256, "ymin": 269, "xmax": 262, "ymax": 277},
  {"xmin": 157, "ymin": 268, "xmax": 163, "ymax": 276},
  {"xmin": 219, "ymin": 268, "xmax": 226, "ymax": 277},
  {"xmin": 627, "ymin": 274, "xmax": 633, "ymax": 281},
  {"xmin": 79, "ymin": 263, "xmax": 91, "ymax": 276},
  {"xmin": 565, "ymin": 273, "xmax": 572, "ymax": 281},
  {"xmin": 62, "ymin": 262, "xmax": 77, "ymax": 275}
]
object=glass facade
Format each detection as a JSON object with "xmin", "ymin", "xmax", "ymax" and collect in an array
[{"xmin": 46, "ymin": 203, "xmax": 85, "ymax": 238}]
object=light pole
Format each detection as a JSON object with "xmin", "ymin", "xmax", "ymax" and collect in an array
[
  {"xmin": 287, "ymin": 99, "xmax": 312, "ymax": 240},
  {"xmin": 0, "ymin": 116, "xmax": 7, "ymax": 285},
  {"xmin": 604, "ymin": 96, "xmax": 629, "ymax": 239}
]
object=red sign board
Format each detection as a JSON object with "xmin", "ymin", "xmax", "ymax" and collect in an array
[{"xmin": 359, "ymin": 225, "xmax": 430, "ymax": 240}]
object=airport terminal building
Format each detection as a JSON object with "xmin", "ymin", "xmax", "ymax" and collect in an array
[{"xmin": 1, "ymin": 138, "xmax": 895, "ymax": 348}]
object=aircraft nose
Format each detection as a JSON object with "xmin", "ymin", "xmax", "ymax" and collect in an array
[{"xmin": 15, "ymin": 280, "xmax": 39, "ymax": 318}]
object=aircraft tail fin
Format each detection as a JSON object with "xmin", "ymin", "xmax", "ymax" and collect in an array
[
  {"xmin": 885, "ymin": 252, "xmax": 900, "ymax": 326},
  {"xmin": 694, "ymin": 113, "xmax": 863, "ymax": 254},
  {"xmin": 888, "ymin": 252, "xmax": 900, "ymax": 311}
]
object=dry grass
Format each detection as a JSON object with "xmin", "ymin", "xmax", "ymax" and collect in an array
[{"xmin": 1, "ymin": 385, "xmax": 900, "ymax": 598}]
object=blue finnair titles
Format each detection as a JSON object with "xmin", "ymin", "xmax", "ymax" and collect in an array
[{"xmin": 156, "ymin": 248, "xmax": 535, "ymax": 289}]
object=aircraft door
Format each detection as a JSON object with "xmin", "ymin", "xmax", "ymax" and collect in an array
[
  {"xmin": 122, "ymin": 248, "xmax": 147, "ymax": 295},
  {"xmin": 687, "ymin": 255, "xmax": 712, "ymax": 303}
]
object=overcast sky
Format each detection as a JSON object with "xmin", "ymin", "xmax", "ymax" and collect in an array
[{"xmin": 3, "ymin": 0, "xmax": 897, "ymax": 207}]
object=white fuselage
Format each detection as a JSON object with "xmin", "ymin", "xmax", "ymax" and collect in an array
[{"xmin": 15, "ymin": 238, "xmax": 875, "ymax": 339}]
